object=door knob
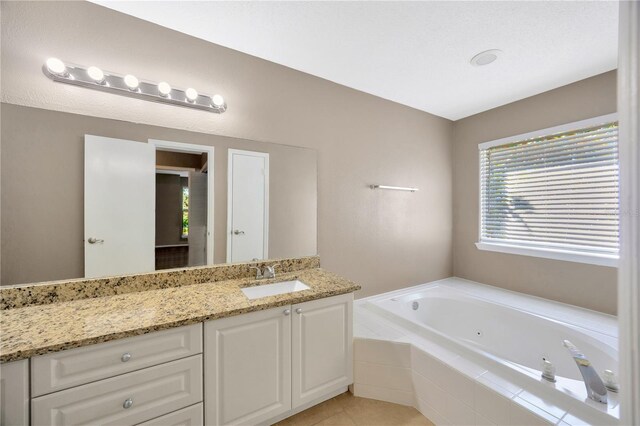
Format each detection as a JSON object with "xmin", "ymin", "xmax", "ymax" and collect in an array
[
  {"xmin": 233, "ymin": 230, "xmax": 245, "ymax": 235},
  {"xmin": 87, "ymin": 237, "xmax": 104, "ymax": 244},
  {"xmin": 283, "ymin": 309, "xmax": 291, "ymax": 316},
  {"xmin": 295, "ymin": 308, "xmax": 303, "ymax": 314},
  {"xmin": 123, "ymin": 398, "xmax": 133, "ymax": 409}
]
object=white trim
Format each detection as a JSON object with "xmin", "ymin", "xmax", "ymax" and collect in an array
[
  {"xmin": 475, "ymin": 241, "xmax": 618, "ymax": 267},
  {"xmin": 226, "ymin": 149, "xmax": 270, "ymax": 263},
  {"xmin": 477, "ymin": 113, "xmax": 618, "ymax": 150},
  {"xmin": 148, "ymin": 139, "xmax": 215, "ymax": 266},
  {"xmin": 617, "ymin": 1, "xmax": 640, "ymax": 424}
]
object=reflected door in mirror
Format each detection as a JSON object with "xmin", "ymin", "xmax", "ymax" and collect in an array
[
  {"xmin": 188, "ymin": 171, "xmax": 208, "ymax": 266},
  {"xmin": 227, "ymin": 150, "xmax": 269, "ymax": 263},
  {"xmin": 84, "ymin": 135, "xmax": 155, "ymax": 278}
]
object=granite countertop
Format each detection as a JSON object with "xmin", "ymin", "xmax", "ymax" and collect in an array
[{"xmin": 0, "ymin": 268, "xmax": 360, "ymax": 363}]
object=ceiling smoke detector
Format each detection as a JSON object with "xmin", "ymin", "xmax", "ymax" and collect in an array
[{"xmin": 470, "ymin": 49, "xmax": 502, "ymax": 67}]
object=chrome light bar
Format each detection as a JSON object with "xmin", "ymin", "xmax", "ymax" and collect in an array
[
  {"xmin": 42, "ymin": 58, "xmax": 227, "ymax": 114},
  {"xmin": 370, "ymin": 185, "xmax": 419, "ymax": 192}
]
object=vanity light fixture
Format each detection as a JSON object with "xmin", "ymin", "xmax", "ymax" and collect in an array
[
  {"xmin": 87, "ymin": 66, "xmax": 105, "ymax": 83},
  {"xmin": 42, "ymin": 58, "xmax": 227, "ymax": 113},
  {"xmin": 211, "ymin": 94, "xmax": 225, "ymax": 108},
  {"xmin": 123, "ymin": 74, "xmax": 139, "ymax": 91},
  {"xmin": 185, "ymin": 87, "xmax": 198, "ymax": 102},
  {"xmin": 46, "ymin": 57, "xmax": 67, "ymax": 76},
  {"xmin": 158, "ymin": 81, "xmax": 172, "ymax": 97}
]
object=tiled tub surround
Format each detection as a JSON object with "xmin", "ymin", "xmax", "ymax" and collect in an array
[
  {"xmin": 0, "ymin": 255, "xmax": 320, "ymax": 310},
  {"xmin": 0, "ymin": 262, "xmax": 360, "ymax": 363},
  {"xmin": 353, "ymin": 278, "xmax": 619, "ymax": 426}
]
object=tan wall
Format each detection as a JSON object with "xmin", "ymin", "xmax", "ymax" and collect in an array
[
  {"xmin": 0, "ymin": 2, "xmax": 454, "ymax": 296},
  {"xmin": 452, "ymin": 71, "xmax": 618, "ymax": 315},
  {"xmin": 1, "ymin": 105, "xmax": 318, "ymax": 285}
]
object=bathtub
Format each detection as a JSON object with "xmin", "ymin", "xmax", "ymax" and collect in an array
[{"xmin": 354, "ymin": 278, "xmax": 620, "ymax": 425}]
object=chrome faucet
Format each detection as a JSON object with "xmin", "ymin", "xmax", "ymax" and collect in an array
[
  {"xmin": 249, "ymin": 265, "xmax": 264, "ymax": 279},
  {"xmin": 563, "ymin": 340, "xmax": 608, "ymax": 404},
  {"xmin": 249, "ymin": 264, "xmax": 278, "ymax": 280},
  {"xmin": 262, "ymin": 265, "xmax": 277, "ymax": 279}
]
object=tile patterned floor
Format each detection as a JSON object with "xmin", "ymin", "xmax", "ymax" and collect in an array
[{"xmin": 274, "ymin": 392, "xmax": 434, "ymax": 426}]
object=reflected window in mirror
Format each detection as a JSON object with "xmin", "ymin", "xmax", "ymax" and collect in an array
[{"xmin": 182, "ymin": 185, "xmax": 189, "ymax": 239}]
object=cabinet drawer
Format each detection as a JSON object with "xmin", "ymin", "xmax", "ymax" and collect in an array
[
  {"xmin": 137, "ymin": 403, "xmax": 203, "ymax": 426},
  {"xmin": 31, "ymin": 355, "xmax": 202, "ymax": 426},
  {"xmin": 32, "ymin": 323, "xmax": 202, "ymax": 396}
]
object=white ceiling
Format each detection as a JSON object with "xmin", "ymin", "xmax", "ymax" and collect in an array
[{"xmin": 91, "ymin": 1, "xmax": 618, "ymax": 120}]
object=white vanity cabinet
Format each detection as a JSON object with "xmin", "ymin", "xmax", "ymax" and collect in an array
[
  {"xmin": 29, "ymin": 323, "xmax": 203, "ymax": 426},
  {"xmin": 204, "ymin": 293, "xmax": 353, "ymax": 426},
  {"xmin": 204, "ymin": 305, "xmax": 292, "ymax": 425},
  {"xmin": 0, "ymin": 359, "xmax": 30, "ymax": 426},
  {"xmin": 31, "ymin": 324, "xmax": 203, "ymax": 396},
  {"xmin": 291, "ymin": 294, "xmax": 353, "ymax": 408},
  {"xmin": 1, "ymin": 292, "xmax": 354, "ymax": 426}
]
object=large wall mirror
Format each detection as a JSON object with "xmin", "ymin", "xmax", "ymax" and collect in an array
[{"xmin": 1, "ymin": 104, "xmax": 318, "ymax": 285}]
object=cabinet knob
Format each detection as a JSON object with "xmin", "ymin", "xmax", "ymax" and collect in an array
[
  {"xmin": 123, "ymin": 398, "xmax": 133, "ymax": 409},
  {"xmin": 295, "ymin": 308, "xmax": 302, "ymax": 314},
  {"xmin": 121, "ymin": 352, "xmax": 132, "ymax": 362},
  {"xmin": 283, "ymin": 309, "xmax": 291, "ymax": 316}
]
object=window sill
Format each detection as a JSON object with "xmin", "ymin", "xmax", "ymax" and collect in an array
[{"xmin": 475, "ymin": 241, "xmax": 618, "ymax": 267}]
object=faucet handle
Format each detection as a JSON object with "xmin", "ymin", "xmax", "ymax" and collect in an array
[
  {"xmin": 603, "ymin": 370, "xmax": 620, "ymax": 392},
  {"xmin": 262, "ymin": 264, "xmax": 279, "ymax": 278},
  {"xmin": 266, "ymin": 264, "xmax": 278, "ymax": 273},
  {"xmin": 249, "ymin": 265, "xmax": 263, "ymax": 279}
]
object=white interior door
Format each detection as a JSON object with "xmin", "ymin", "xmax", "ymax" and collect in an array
[
  {"xmin": 188, "ymin": 171, "xmax": 208, "ymax": 266},
  {"xmin": 85, "ymin": 135, "xmax": 155, "ymax": 278},
  {"xmin": 227, "ymin": 149, "xmax": 269, "ymax": 263}
]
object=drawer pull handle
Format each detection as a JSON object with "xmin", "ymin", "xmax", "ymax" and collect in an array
[
  {"xmin": 283, "ymin": 309, "xmax": 291, "ymax": 316},
  {"xmin": 121, "ymin": 352, "xmax": 132, "ymax": 362},
  {"xmin": 123, "ymin": 398, "xmax": 134, "ymax": 409},
  {"xmin": 295, "ymin": 308, "xmax": 303, "ymax": 314}
]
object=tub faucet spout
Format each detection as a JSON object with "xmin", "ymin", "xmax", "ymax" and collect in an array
[{"xmin": 563, "ymin": 340, "xmax": 608, "ymax": 404}]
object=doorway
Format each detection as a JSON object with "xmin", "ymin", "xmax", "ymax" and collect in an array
[{"xmin": 150, "ymin": 139, "xmax": 215, "ymax": 269}]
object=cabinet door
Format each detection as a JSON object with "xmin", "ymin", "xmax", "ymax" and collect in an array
[
  {"xmin": 292, "ymin": 293, "xmax": 353, "ymax": 408},
  {"xmin": 204, "ymin": 306, "xmax": 291, "ymax": 426},
  {"xmin": 0, "ymin": 359, "xmax": 29, "ymax": 426}
]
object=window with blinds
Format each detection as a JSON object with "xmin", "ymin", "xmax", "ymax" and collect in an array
[{"xmin": 478, "ymin": 115, "xmax": 619, "ymax": 265}]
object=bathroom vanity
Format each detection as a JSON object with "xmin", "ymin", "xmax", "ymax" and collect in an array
[{"xmin": 0, "ymin": 258, "xmax": 359, "ymax": 426}]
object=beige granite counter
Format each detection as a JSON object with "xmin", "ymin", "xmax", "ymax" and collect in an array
[
  {"xmin": 0, "ymin": 256, "xmax": 320, "ymax": 310},
  {"xmin": 0, "ymin": 268, "xmax": 360, "ymax": 363}
]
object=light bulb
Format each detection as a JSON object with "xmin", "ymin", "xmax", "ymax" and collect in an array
[
  {"xmin": 185, "ymin": 88, "xmax": 198, "ymax": 102},
  {"xmin": 87, "ymin": 66, "xmax": 104, "ymax": 82},
  {"xmin": 211, "ymin": 94, "xmax": 225, "ymax": 107},
  {"xmin": 123, "ymin": 74, "xmax": 139, "ymax": 90},
  {"xmin": 158, "ymin": 81, "xmax": 171, "ymax": 96},
  {"xmin": 46, "ymin": 57, "xmax": 66, "ymax": 75}
]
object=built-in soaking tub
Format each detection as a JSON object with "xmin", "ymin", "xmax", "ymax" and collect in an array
[{"xmin": 354, "ymin": 278, "xmax": 619, "ymax": 425}]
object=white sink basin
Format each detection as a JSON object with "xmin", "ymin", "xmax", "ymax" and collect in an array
[{"xmin": 241, "ymin": 280, "xmax": 310, "ymax": 300}]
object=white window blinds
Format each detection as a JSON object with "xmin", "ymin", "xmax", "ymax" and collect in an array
[{"xmin": 479, "ymin": 116, "xmax": 619, "ymax": 262}]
